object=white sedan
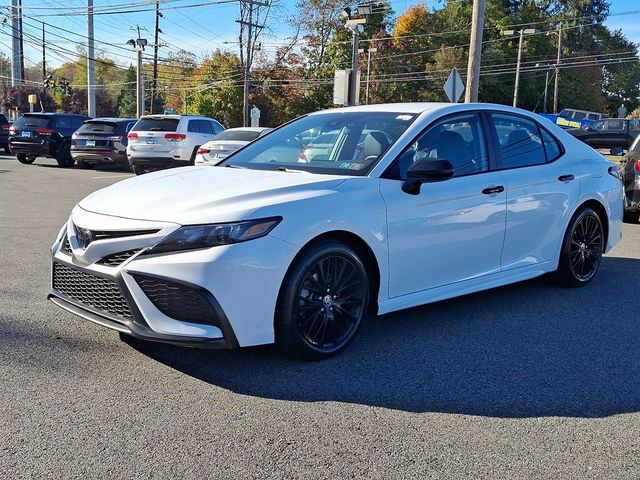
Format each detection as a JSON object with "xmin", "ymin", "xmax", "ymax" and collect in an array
[
  {"xmin": 194, "ymin": 127, "xmax": 271, "ymax": 165},
  {"xmin": 49, "ymin": 103, "xmax": 623, "ymax": 360}
]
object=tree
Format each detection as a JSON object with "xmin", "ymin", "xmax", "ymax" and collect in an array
[
  {"xmin": 116, "ymin": 66, "xmax": 137, "ymax": 118},
  {"xmin": 0, "ymin": 86, "xmax": 56, "ymax": 112},
  {"xmin": 61, "ymin": 88, "xmax": 115, "ymax": 116}
]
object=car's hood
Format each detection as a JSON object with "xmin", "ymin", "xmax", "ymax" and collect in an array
[{"xmin": 78, "ymin": 166, "xmax": 348, "ymax": 224}]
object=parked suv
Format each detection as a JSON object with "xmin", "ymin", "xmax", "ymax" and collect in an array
[
  {"xmin": 9, "ymin": 113, "xmax": 89, "ymax": 167},
  {"xmin": 0, "ymin": 113, "xmax": 11, "ymax": 153},
  {"xmin": 127, "ymin": 115, "xmax": 225, "ymax": 175},
  {"xmin": 71, "ymin": 118, "xmax": 137, "ymax": 170}
]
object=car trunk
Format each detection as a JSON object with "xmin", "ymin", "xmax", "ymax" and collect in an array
[
  {"xmin": 129, "ymin": 117, "xmax": 180, "ymax": 155},
  {"xmin": 72, "ymin": 121, "xmax": 121, "ymax": 152},
  {"xmin": 10, "ymin": 114, "xmax": 55, "ymax": 144}
]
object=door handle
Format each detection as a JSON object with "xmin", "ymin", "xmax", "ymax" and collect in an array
[
  {"xmin": 482, "ymin": 185, "xmax": 504, "ymax": 194},
  {"xmin": 558, "ymin": 174, "xmax": 575, "ymax": 182}
]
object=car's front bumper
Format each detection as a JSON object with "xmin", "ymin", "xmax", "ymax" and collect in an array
[{"xmin": 49, "ymin": 210, "xmax": 299, "ymax": 348}]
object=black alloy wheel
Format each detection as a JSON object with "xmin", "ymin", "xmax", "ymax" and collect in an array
[
  {"xmin": 556, "ymin": 208, "xmax": 603, "ymax": 287},
  {"xmin": 276, "ymin": 241, "xmax": 370, "ymax": 360},
  {"xmin": 16, "ymin": 153, "xmax": 35, "ymax": 164},
  {"xmin": 133, "ymin": 165, "xmax": 146, "ymax": 175}
]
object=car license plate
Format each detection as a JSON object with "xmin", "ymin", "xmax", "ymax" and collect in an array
[
  {"xmin": 86, "ymin": 140, "xmax": 95, "ymax": 147},
  {"xmin": 22, "ymin": 131, "xmax": 31, "ymax": 138},
  {"xmin": 143, "ymin": 138, "xmax": 156, "ymax": 144}
]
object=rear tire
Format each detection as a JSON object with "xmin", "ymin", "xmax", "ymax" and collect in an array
[
  {"xmin": 76, "ymin": 160, "xmax": 91, "ymax": 169},
  {"xmin": 55, "ymin": 145, "xmax": 74, "ymax": 168},
  {"xmin": 555, "ymin": 207, "xmax": 604, "ymax": 287},
  {"xmin": 275, "ymin": 240, "xmax": 370, "ymax": 360},
  {"xmin": 133, "ymin": 165, "xmax": 146, "ymax": 175},
  {"xmin": 623, "ymin": 209, "xmax": 639, "ymax": 224},
  {"xmin": 16, "ymin": 153, "xmax": 35, "ymax": 164},
  {"xmin": 4, "ymin": 146, "xmax": 10, "ymax": 154}
]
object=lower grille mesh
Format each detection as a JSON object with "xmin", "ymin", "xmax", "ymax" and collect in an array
[
  {"xmin": 132, "ymin": 274, "xmax": 218, "ymax": 325},
  {"xmin": 53, "ymin": 262, "xmax": 132, "ymax": 319}
]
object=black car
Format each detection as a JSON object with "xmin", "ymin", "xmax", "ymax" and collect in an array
[
  {"xmin": 621, "ymin": 137, "xmax": 640, "ymax": 223},
  {"xmin": 71, "ymin": 118, "xmax": 137, "ymax": 170},
  {"xmin": 567, "ymin": 118, "xmax": 640, "ymax": 150},
  {"xmin": 0, "ymin": 114, "xmax": 11, "ymax": 153},
  {"xmin": 9, "ymin": 113, "xmax": 89, "ymax": 167}
]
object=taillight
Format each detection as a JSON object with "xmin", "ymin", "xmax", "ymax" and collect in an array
[
  {"xmin": 36, "ymin": 128, "xmax": 54, "ymax": 136},
  {"xmin": 1, "ymin": 123, "xmax": 9, "ymax": 130},
  {"xmin": 298, "ymin": 145, "xmax": 310, "ymax": 163},
  {"xmin": 196, "ymin": 148, "xmax": 210, "ymax": 155},
  {"xmin": 635, "ymin": 160, "xmax": 640, "ymax": 172},
  {"xmin": 127, "ymin": 132, "xmax": 138, "ymax": 140},
  {"xmin": 165, "ymin": 133, "xmax": 186, "ymax": 141}
]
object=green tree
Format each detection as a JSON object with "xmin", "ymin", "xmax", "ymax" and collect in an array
[{"xmin": 116, "ymin": 66, "xmax": 137, "ymax": 118}]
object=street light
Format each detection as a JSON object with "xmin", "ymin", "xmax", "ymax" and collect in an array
[
  {"xmin": 547, "ymin": 23, "xmax": 563, "ymax": 114},
  {"xmin": 502, "ymin": 28, "xmax": 539, "ymax": 107}
]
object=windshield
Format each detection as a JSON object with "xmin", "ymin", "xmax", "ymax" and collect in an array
[
  {"xmin": 213, "ymin": 130, "xmax": 262, "ymax": 142},
  {"xmin": 221, "ymin": 112, "xmax": 416, "ymax": 176}
]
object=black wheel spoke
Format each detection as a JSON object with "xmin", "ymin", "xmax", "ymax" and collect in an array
[
  {"xmin": 569, "ymin": 213, "xmax": 603, "ymax": 281},
  {"xmin": 294, "ymin": 252, "xmax": 367, "ymax": 350}
]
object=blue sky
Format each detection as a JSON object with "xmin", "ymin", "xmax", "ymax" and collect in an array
[{"xmin": 2, "ymin": 0, "xmax": 639, "ymax": 71}]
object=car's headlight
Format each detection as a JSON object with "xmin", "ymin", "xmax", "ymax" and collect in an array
[{"xmin": 147, "ymin": 217, "xmax": 282, "ymax": 254}]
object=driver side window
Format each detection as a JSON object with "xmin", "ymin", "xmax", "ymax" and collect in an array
[{"xmin": 394, "ymin": 113, "xmax": 489, "ymax": 180}]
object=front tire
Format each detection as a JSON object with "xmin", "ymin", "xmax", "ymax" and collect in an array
[
  {"xmin": 4, "ymin": 145, "xmax": 10, "ymax": 154},
  {"xmin": 55, "ymin": 145, "xmax": 74, "ymax": 168},
  {"xmin": 275, "ymin": 240, "xmax": 370, "ymax": 360},
  {"xmin": 16, "ymin": 153, "xmax": 35, "ymax": 164},
  {"xmin": 555, "ymin": 208, "xmax": 604, "ymax": 287}
]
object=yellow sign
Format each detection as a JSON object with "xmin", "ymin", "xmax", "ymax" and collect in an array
[
  {"xmin": 556, "ymin": 117, "xmax": 581, "ymax": 128},
  {"xmin": 28, "ymin": 94, "xmax": 37, "ymax": 104}
]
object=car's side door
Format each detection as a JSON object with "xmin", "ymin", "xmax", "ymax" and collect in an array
[
  {"xmin": 379, "ymin": 112, "xmax": 507, "ymax": 298},
  {"xmin": 486, "ymin": 112, "xmax": 581, "ymax": 270}
]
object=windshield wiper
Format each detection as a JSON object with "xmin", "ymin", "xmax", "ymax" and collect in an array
[
  {"xmin": 225, "ymin": 164, "xmax": 246, "ymax": 169},
  {"xmin": 276, "ymin": 166, "xmax": 309, "ymax": 173}
]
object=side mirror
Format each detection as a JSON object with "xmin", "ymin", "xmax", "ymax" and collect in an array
[
  {"xmin": 402, "ymin": 159, "xmax": 454, "ymax": 195},
  {"xmin": 610, "ymin": 147, "xmax": 624, "ymax": 156}
]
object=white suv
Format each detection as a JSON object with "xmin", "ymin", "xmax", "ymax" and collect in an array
[{"xmin": 127, "ymin": 115, "xmax": 225, "ymax": 175}]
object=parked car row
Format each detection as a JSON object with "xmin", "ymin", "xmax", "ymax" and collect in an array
[{"xmin": 6, "ymin": 113, "xmax": 274, "ymax": 175}]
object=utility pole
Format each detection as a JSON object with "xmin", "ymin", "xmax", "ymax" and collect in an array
[
  {"xmin": 349, "ymin": 25, "xmax": 361, "ymax": 106},
  {"xmin": 465, "ymin": 0, "xmax": 485, "ymax": 103},
  {"xmin": 553, "ymin": 22, "xmax": 563, "ymax": 114},
  {"xmin": 18, "ymin": 0, "xmax": 24, "ymax": 83},
  {"xmin": 237, "ymin": 0, "xmax": 268, "ymax": 126},
  {"xmin": 513, "ymin": 29, "xmax": 524, "ymax": 108},
  {"xmin": 127, "ymin": 29, "xmax": 147, "ymax": 118},
  {"xmin": 10, "ymin": 0, "xmax": 21, "ymax": 86},
  {"xmin": 501, "ymin": 28, "xmax": 538, "ymax": 108},
  {"xmin": 359, "ymin": 46, "xmax": 377, "ymax": 105},
  {"xmin": 87, "ymin": 0, "xmax": 96, "ymax": 117},
  {"xmin": 151, "ymin": 0, "xmax": 161, "ymax": 114},
  {"xmin": 42, "ymin": 22, "xmax": 46, "ymax": 81},
  {"xmin": 543, "ymin": 68, "xmax": 549, "ymax": 113}
]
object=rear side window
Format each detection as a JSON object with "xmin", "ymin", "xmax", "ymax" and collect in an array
[
  {"xmin": 198, "ymin": 120, "xmax": 213, "ymax": 134},
  {"xmin": 132, "ymin": 118, "xmax": 179, "ymax": 132},
  {"xmin": 540, "ymin": 128, "xmax": 562, "ymax": 162},
  {"xmin": 52, "ymin": 116, "xmax": 72, "ymax": 130},
  {"xmin": 187, "ymin": 119, "xmax": 199, "ymax": 133},
  {"xmin": 490, "ymin": 113, "xmax": 546, "ymax": 169},
  {"xmin": 587, "ymin": 114, "xmax": 599, "ymax": 120},
  {"xmin": 77, "ymin": 122, "xmax": 118, "ymax": 134},
  {"xmin": 605, "ymin": 120, "xmax": 625, "ymax": 131},
  {"xmin": 211, "ymin": 121, "xmax": 224, "ymax": 134}
]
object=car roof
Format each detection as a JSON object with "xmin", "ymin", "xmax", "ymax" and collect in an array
[
  {"xmin": 138, "ymin": 114, "xmax": 217, "ymax": 120},
  {"xmin": 85, "ymin": 117, "xmax": 136, "ymax": 123},
  {"xmin": 223, "ymin": 127, "xmax": 271, "ymax": 132}
]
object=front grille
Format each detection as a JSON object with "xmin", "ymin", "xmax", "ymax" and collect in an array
[
  {"xmin": 132, "ymin": 274, "xmax": 218, "ymax": 326},
  {"xmin": 98, "ymin": 249, "xmax": 141, "ymax": 267},
  {"xmin": 77, "ymin": 227, "xmax": 159, "ymax": 241},
  {"xmin": 53, "ymin": 262, "xmax": 132, "ymax": 319}
]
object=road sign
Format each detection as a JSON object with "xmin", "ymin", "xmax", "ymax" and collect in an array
[
  {"xmin": 163, "ymin": 108, "xmax": 176, "ymax": 114},
  {"xmin": 618, "ymin": 104, "xmax": 627, "ymax": 118},
  {"xmin": 250, "ymin": 107, "xmax": 261, "ymax": 127},
  {"xmin": 443, "ymin": 68, "xmax": 464, "ymax": 103}
]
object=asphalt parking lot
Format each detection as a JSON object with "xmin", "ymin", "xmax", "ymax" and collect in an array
[{"xmin": 1, "ymin": 153, "xmax": 639, "ymax": 479}]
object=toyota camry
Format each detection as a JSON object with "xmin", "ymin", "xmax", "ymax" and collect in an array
[{"xmin": 49, "ymin": 103, "xmax": 623, "ymax": 359}]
